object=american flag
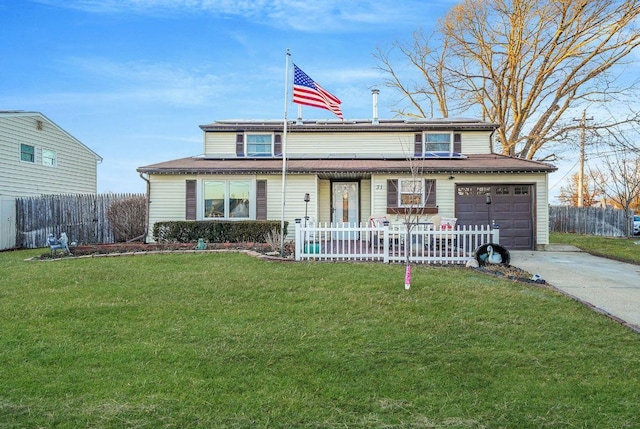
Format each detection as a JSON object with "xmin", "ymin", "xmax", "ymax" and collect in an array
[{"xmin": 292, "ymin": 64, "xmax": 343, "ymax": 120}]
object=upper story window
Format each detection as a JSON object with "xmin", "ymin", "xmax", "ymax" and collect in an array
[
  {"xmin": 203, "ymin": 180, "xmax": 251, "ymax": 219},
  {"xmin": 42, "ymin": 149, "xmax": 57, "ymax": 167},
  {"xmin": 246, "ymin": 134, "xmax": 273, "ymax": 156},
  {"xmin": 20, "ymin": 144, "xmax": 35, "ymax": 163},
  {"xmin": 424, "ymin": 132, "xmax": 453, "ymax": 152}
]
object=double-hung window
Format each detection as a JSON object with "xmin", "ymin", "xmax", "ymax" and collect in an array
[
  {"xmin": 42, "ymin": 149, "xmax": 57, "ymax": 166},
  {"xmin": 399, "ymin": 179, "xmax": 424, "ymax": 207},
  {"xmin": 246, "ymin": 134, "xmax": 273, "ymax": 156},
  {"xmin": 424, "ymin": 132, "xmax": 452, "ymax": 152},
  {"xmin": 203, "ymin": 180, "xmax": 251, "ymax": 219},
  {"xmin": 20, "ymin": 144, "xmax": 35, "ymax": 163}
]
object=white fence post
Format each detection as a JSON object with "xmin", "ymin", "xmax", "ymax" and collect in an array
[
  {"xmin": 383, "ymin": 222, "xmax": 390, "ymax": 263},
  {"xmin": 294, "ymin": 219, "xmax": 302, "ymax": 261},
  {"xmin": 491, "ymin": 225, "xmax": 500, "ymax": 244}
]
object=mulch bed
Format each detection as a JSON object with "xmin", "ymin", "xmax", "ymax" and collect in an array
[
  {"xmin": 39, "ymin": 242, "xmax": 282, "ymax": 259},
  {"xmin": 475, "ymin": 263, "xmax": 546, "ymax": 285}
]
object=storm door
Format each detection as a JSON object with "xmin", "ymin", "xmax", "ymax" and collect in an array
[{"xmin": 332, "ymin": 182, "xmax": 359, "ymax": 239}]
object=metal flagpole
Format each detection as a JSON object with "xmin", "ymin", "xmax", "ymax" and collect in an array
[{"xmin": 280, "ymin": 49, "xmax": 291, "ymax": 257}]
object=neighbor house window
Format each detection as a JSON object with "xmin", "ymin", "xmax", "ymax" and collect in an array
[
  {"xmin": 20, "ymin": 144, "xmax": 35, "ymax": 163},
  {"xmin": 246, "ymin": 134, "xmax": 273, "ymax": 156},
  {"xmin": 42, "ymin": 149, "xmax": 57, "ymax": 166},
  {"xmin": 399, "ymin": 179, "xmax": 424, "ymax": 207},
  {"xmin": 204, "ymin": 180, "xmax": 251, "ymax": 219},
  {"xmin": 424, "ymin": 132, "xmax": 452, "ymax": 152}
]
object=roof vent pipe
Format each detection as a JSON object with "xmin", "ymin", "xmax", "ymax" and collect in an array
[{"xmin": 372, "ymin": 89, "xmax": 379, "ymax": 125}]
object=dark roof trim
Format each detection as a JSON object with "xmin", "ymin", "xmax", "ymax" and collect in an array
[
  {"xmin": 137, "ymin": 155, "xmax": 557, "ymax": 175},
  {"xmin": 199, "ymin": 118, "xmax": 499, "ymax": 133}
]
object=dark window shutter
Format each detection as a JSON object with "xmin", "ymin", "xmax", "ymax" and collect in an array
[
  {"xmin": 274, "ymin": 134, "xmax": 282, "ymax": 157},
  {"xmin": 414, "ymin": 133, "xmax": 422, "ymax": 156},
  {"xmin": 256, "ymin": 180, "xmax": 267, "ymax": 220},
  {"xmin": 387, "ymin": 179, "xmax": 398, "ymax": 208},
  {"xmin": 424, "ymin": 179, "xmax": 436, "ymax": 207},
  {"xmin": 453, "ymin": 133, "xmax": 461, "ymax": 153},
  {"xmin": 186, "ymin": 180, "xmax": 197, "ymax": 220},
  {"xmin": 236, "ymin": 133, "xmax": 244, "ymax": 157}
]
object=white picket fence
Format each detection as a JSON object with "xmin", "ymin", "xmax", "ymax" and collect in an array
[{"xmin": 294, "ymin": 221, "xmax": 500, "ymax": 264}]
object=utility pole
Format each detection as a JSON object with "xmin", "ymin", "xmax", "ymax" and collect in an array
[{"xmin": 574, "ymin": 110, "xmax": 593, "ymax": 207}]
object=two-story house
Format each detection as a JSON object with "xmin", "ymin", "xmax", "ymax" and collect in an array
[
  {"xmin": 137, "ymin": 114, "xmax": 556, "ymax": 251},
  {"xmin": 0, "ymin": 111, "xmax": 102, "ymax": 249}
]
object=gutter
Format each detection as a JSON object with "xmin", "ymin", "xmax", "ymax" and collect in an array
[{"xmin": 139, "ymin": 173, "xmax": 151, "ymax": 243}]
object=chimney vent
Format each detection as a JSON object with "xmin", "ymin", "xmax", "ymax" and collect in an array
[{"xmin": 371, "ymin": 89, "xmax": 380, "ymax": 125}]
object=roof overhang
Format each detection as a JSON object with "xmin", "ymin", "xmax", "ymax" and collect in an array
[{"xmin": 137, "ymin": 154, "xmax": 557, "ymax": 177}]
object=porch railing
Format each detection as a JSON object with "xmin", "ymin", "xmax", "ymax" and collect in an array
[{"xmin": 294, "ymin": 221, "xmax": 500, "ymax": 264}]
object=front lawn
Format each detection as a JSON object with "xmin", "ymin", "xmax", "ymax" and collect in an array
[
  {"xmin": 1, "ymin": 250, "xmax": 639, "ymax": 427},
  {"xmin": 550, "ymin": 232, "xmax": 640, "ymax": 264}
]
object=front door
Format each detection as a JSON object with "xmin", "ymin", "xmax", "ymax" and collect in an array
[{"xmin": 332, "ymin": 182, "xmax": 359, "ymax": 237}]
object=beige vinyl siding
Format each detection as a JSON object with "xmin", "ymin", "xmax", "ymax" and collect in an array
[
  {"xmin": 147, "ymin": 175, "xmax": 189, "ymax": 242},
  {"xmin": 460, "ymin": 131, "xmax": 493, "ymax": 154},
  {"xmin": 287, "ymin": 132, "xmax": 414, "ymax": 156},
  {"xmin": 360, "ymin": 179, "xmax": 371, "ymax": 223},
  {"xmin": 204, "ymin": 132, "xmax": 237, "ymax": 155},
  {"xmin": 318, "ymin": 179, "xmax": 331, "ymax": 224},
  {"xmin": 0, "ymin": 114, "xmax": 100, "ymax": 197},
  {"xmin": 282, "ymin": 175, "xmax": 318, "ymax": 236},
  {"xmin": 204, "ymin": 130, "xmax": 494, "ymax": 157}
]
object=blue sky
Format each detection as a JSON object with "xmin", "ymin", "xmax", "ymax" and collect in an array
[
  {"xmin": 2, "ymin": 0, "xmax": 452, "ymax": 194},
  {"xmin": 2, "ymin": 0, "xmax": 605, "ymax": 202}
]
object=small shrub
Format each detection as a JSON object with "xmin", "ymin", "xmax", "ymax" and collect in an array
[
  {"xmin": 153, "ymin": 220, "xmax": 287, "ymax": 244},
  {"xmin": 106, "ymin": 195, "xmax": 147, "ymax": 242},
  {"xmin": 264, "ymin": 228, "xmax": 295, "ymax": 255}
]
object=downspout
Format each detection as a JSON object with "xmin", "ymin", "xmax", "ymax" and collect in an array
[
  {"xmin": 489, "ymin": 127, "xmax": 497, "ymax": 155},
  {"xmin": 139, "ymin": 172, "xmax": 151, "ymax": 243}
]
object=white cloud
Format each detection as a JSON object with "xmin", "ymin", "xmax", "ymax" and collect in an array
[
  {"xmin": 63, "ymin": 57, "xmax": 235, "ymax": 106},
  {"xmin": 33, "ymin": 0, "xmax": 432, "ymax": 32}
]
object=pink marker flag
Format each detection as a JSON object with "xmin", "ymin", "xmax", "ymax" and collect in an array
[{"xmin": 405, "ymin": 265, "xmax": 411, "ymax": 290}]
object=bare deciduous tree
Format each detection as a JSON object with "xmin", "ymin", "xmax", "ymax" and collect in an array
[
  {"xmin": 591, "ymin": 152, "xmax": 640, "ymax": 235},
  {"xmin": 375, "ymin": 0, "xmax": 640, "ymax": 160},
  {"xmin": 558, "ymin": 172, "xmax": 603, "ymax": 207}
]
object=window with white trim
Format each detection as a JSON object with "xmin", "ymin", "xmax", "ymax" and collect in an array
[
  {"xmin": 42, "ymin": 149, "xmax": 57, "ymax": 167},
  {"xmin": 424, "ymin": 132, "xmax": 453, "ymax": 152},
  {"xmin": 203, "ymin": 180, "xmax": 251, "ymax": 219},
  {"xmin": 20, "ymin": 144, "xmax": 35, "ymax": 163},
  {"xmin": 399, "ymin": 179, "xmax": 424, "ymax": 207},
  {"xmin": 246, "ymin": 134, "xmax": 273, "ymax": 156}
]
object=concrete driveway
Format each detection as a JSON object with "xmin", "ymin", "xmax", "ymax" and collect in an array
[{"xmin": 510, "ymin": 245, "xmax": 640, "ymax": 333}]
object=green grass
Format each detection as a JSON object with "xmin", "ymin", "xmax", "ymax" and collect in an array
[
  {"xmin": 550, "ymin": 232, "xmax": 640, "ymax": 264},
  {"xmin": 1, "ymin": 250, "xmax": 639, "ymax": 428}
]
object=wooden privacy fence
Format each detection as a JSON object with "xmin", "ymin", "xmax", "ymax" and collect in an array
[
  {"xmin": 295, "ymin": 221, "xmax": 500, "ymax": 264},
  {"xmin": 549, "ymin": 205, "xmax": 633, "ymax": 237},
  {"xmin": 16, "ymin": 193, "xmax": 145, "ymax": 249}
]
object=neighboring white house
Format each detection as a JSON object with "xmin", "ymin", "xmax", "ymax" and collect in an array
[
  {"xmin": 0, "ymin": 111, "xmax": 102, "ymax": 249},
  {"xmin": 138, "ymin": 113, "xmax": 556, "ymax": 251}
]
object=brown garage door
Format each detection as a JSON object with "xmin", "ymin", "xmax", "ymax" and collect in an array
[{"xmin": 455, "ymin": 184, "xmax": 534, "ymax": 250}]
